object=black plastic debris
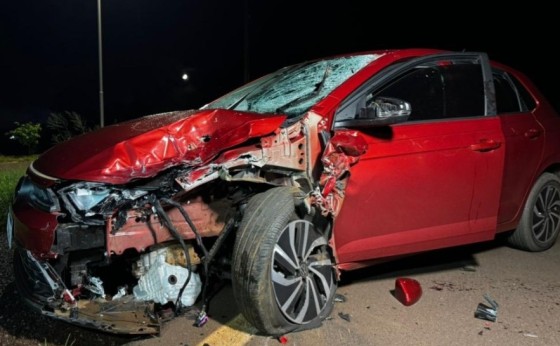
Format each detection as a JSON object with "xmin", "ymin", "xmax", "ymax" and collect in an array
[
  {"xmin": 338, "ymin": 312, "xmax": 351, "ymax": 322},
  {"xmin": 474, "ymin": 294, "xmax": 499, "ymax": 322}
]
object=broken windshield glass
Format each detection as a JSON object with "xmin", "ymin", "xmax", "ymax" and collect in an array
[{"xmin": 205, "ymin": 54, "xmax": 379, "ymax": 118}]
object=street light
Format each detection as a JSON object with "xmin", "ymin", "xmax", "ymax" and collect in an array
[{"xmin": 97, "ymin": 0, "xmax": 105, "ymax": 127}]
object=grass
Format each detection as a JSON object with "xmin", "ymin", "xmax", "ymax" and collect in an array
[
  {"xmin": 0, "ymin": 154, "xmax": 37, "ymax": 164},
  {"xmin": 0, "ymin": 156, "xmax": 34, "ymax": 226}
]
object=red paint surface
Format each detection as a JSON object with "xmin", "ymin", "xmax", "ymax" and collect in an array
[
  {"xmin": 33, "ymin": 109, "xmax": 286, "ymax": 184},
  {"xmin": 12, "ymin": 198, "xmax": 58, "ymax": 258},
  {"xmin": 394, "ymin": 278, "xmax": 422, "ymax": 306},
  {"xmin": 334, "ymin": 117, "xmax": 504, "ymax": 264}
]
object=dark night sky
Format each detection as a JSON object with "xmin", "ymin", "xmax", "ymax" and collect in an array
[{"xmin": 0, "ymin": 1, "xmax": 557, "ymax": 153}]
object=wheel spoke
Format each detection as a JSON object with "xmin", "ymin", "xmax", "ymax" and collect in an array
[
  {"xmin": 309, "ymin": 264, "xmax": 333, "ymax": 299},
  {"xmin": 272, "ymin": 269, "xmax": 300, "ymax": 287},
  {"xmin": 293, "ymin": 282, "xmax": 310, "ymax": 323},
  {"xmin": 296, "ymin": 221, "xmax": 310, "ymax": 261},
  {"xmin": 287, "ymin": 223, "xmax": 299, "ymax": 265},
  {"xmin": 279, "ymin": 280, "xmax": 304, "ymax": 317},
  {"xmin": 306, "ymin": 276, "xmax": 322, "ymax": 320},
  {"xmin": 532, "ymin": 216, "xmax": 545, "ymax": 231},
  {"xmin": 274, "ymin": 244, "xmax": 299, "ymax": 274}
]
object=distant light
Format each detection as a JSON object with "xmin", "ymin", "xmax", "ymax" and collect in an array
[{"xmin": 181, "ymin": 73, "xmax": 189, "ymax": 81}]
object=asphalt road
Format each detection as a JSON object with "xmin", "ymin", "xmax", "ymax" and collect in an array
[{"xmin": 2, "ymin": 232, "xmax": 560, "ymax": 346}]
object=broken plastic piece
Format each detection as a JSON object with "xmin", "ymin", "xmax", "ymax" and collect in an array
[
  {"xmin": 474, "ymin": 294, "xmax": 499, "ymax": 322},
  {"xmin": 338, "ymin": 312, "xmax": 351, "ymax": 322},
  {"xmin": 62, "ymin": 289, "xmax": 76, "ymax": 304},
  {"xmin": 112, "ymin": 286, "xmax": 127, "ymax": 300},
  {"xmin": 483, "ymin": 293, "xmax": 499, "ymax": 310},
  {"xmin": 475, "ymin": 304, "xmax": 497, "ymax": 322},
  {"xmin": 84, "ymin": 276, "xmax": 106, "ymax": 298},
  {"xmin": 195, "ymin": 310, "xmax": 208, "ymax": 327},
  {"xmin": 394, "ymin": 278, "xmax": 422, "ymax": 306},
  {"xmin": 334, "ymin": 293, "xmax": 347, "ymax": 303},
  {"xmin": 278, "ymin": 335, "xmax": 288, "ymax": 344}
]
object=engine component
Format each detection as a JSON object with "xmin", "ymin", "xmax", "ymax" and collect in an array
[{"xmin": 133, "ymin": 250, "xmax": 201, "ymax": 306}]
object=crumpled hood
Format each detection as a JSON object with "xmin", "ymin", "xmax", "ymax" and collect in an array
[{"xmin": 33, "ymin": 109, "xmax": 286, "ymax": 184}]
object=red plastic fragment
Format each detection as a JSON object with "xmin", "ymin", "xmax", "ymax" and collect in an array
[
  {"xmin": 278, "ymin": 335, "xmax": 288, "ymax": 344},
  {"xmin": 394, "ymin": 277, "xmax": 422, "ymax": 306}
]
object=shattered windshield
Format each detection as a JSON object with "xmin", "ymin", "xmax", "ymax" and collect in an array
[{"xmin": 204, "ymin": 54, "xmax": 379, "ymax": 118}]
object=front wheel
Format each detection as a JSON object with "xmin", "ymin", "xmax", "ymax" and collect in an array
[
  {"xmin": 508, "ymin": 172, "xmax": 560, "ymax": 251},
  {"xmin": 232, "ymin": 187, "xmax": 337, "ymax": 336}
]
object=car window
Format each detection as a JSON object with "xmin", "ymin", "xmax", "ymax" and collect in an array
[
  {"xmin": 339, "ymin": 61, "xmax": 486, "ymax": 123},
  {"xmin": 509, "ymin": 74, "xmax": 537, "ymax": 111},
  {"xmin": 493, "ymin": 72, "xmax": 521, "ymax": 114},
  {"xmin": 371, "ymin": 63, "xmax": 484, "ymax": 121},
  {"xmin": 367, "ymin": 67, "xmax": 445, "ymax": 121}
]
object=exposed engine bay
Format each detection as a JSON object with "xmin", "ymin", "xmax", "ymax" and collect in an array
[{"xmin": 11, "ymin": 111, "xmax": 364, "ymax": 333}]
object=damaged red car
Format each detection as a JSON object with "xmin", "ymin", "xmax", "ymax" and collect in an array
[{"xmin": 7, "ymin": 49, "xmax": 560, "ymax": 336}]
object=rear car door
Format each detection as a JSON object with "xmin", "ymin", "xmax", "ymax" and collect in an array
[
  {"xmin": 331, "ymin": 53, "xmax": 505, "ymax": 265},
  {"xmin": 492, "ymin": 70, "xmax": 544, "ymax": 230}
]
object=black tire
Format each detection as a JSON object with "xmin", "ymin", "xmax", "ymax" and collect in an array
[
  {"xmin": 508, "ymin": 173, "xmax": 560, "ymax": 251},
  {"xmin": 232, "ymin": 187, "xmax": 337, "ymax": 336}
]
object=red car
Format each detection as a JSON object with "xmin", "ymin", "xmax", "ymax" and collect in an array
[{"xmin": 7, "ymin": 49, "xmax": 560, "ymax": 336}]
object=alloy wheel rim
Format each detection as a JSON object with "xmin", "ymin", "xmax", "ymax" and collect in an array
[
  {"xmin": 532, "ymin": 184, "xmax": 560, "ymax": 244},
  {"xmin": 271, "ymin": 220, "xmax": 335, "ymax": 324}
]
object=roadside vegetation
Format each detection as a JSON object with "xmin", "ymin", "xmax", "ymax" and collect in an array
[
  {"xmin": 1, "ymin": 111, "xmax": 90, "ymax": 226},
  {"xmin": 0, "ymin": 156, "xmax": 36, "ymax": 226}
]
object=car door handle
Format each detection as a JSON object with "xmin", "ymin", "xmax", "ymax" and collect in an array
[
  {"xmin": 470, "ymin": 139, "xmax": 501, "ymax": 152},
  {"xmin": 524, "ymin": 128, "xmax": 542, "ymax": 139}
]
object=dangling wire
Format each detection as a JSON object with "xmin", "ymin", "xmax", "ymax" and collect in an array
[
  {"xmin": 150, "ymin": 196, "xmax": 193, "ymax": 314},
  {"xmin": 160, "ymin": 198, "xmax": 211, "ymax": 320}
]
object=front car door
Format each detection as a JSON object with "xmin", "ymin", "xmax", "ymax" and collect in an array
[{"xmin": 331, "ymin": 53, "xmax": 505, "ymax": 268}]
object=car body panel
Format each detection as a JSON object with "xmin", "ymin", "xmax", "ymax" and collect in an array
[
  {"xmin": 333, "ymin": 117, "xmax": 505, "ymax": 265},
  {"xmin": 12, "ymin": 198, "xmax": 59, "ymax": 258},
  {"xmin": 32, "ymin": 109, "xmax": 286, "ymax": 184},
  {"xmin": 496, "ymin": 112, "xmax": 544, "ymax": 226}
]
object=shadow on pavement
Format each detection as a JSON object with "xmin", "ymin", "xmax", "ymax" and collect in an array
[{"xmin": 340, "ymin": 233, "xmax": 511, "ymax": 286}]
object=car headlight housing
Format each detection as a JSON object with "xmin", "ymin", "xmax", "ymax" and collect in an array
[
  {"xmin": 16, "ymin": 176, "xmax": 60, "ymax": 212},
  {"xmin": 67, "ymin": 187, "xmax": 111, "ymax": 211}
]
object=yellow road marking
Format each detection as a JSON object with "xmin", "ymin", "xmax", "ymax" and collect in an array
[{"xmin": 196, "ymin": 314, "xmax": 258, "ymax": 346}]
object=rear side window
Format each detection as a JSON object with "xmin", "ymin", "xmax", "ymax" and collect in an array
[
  {"xmin": 510, "ymin": 75, "xmax": 537, "ymax": 111},
  {"xmin": 493, "ymin": 72, "xmax": 521, "ymax": 113},
  {"xmin": 492, "ymin": 70, "xmax": 538, "ymax": 114}
]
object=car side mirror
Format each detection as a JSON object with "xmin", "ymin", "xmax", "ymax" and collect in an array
[
  {"xmin": 335, "ymin": 97, "xmax": 411, "ymax": 128},
  {"xmin": 359, "ymin": 97, "xmax": 411, "ymax": 125}
]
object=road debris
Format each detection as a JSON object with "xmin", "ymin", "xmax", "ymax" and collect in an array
[
  {"xmin": 394, "ymin": 278, "xmax": 422, "ymax": 306},
  {"xmin": 278, "ymin": 335, "xmax": 288, "ymax": 344},
  {"xmin": 474, "ymin": 294, "xmax": 499, "ymax": 322},
  {"xmin": 338, "ymin": 312, "xmax": 351, "ymax": 322},
  {"xmin": 462, "ymin": 265, "xmax": 477, "ymax": 272},
  {"xmin": 334, "ymin": 294, "xmax": 347, "ymax": 303}
]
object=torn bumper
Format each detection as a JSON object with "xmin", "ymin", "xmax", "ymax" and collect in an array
[{"xmin": 13, "ymin": 247, "xmax": 160, "ymax": 334}]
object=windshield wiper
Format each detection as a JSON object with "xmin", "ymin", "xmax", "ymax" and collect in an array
[{"xmin": 275, "ymin": 63, "xmax": 332, "ymax": 114}]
